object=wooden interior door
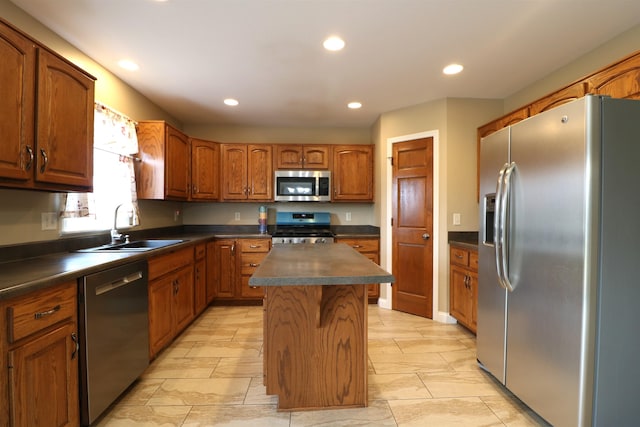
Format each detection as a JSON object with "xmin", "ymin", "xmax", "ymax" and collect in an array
[{"xmin": 391, "ymin": 137, "xmax": 434, "ymax": 318}]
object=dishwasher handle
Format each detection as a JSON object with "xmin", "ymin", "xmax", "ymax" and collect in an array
[{"xmin": 95, "ymin": 271, "xmax": 144, "ymax": 296}]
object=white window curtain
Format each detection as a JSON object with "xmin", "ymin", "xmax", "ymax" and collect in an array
[{"xmin": 60, "ymin": 103, "xmax": 140, "ymax": 233}]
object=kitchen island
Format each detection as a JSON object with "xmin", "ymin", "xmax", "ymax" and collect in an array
[{"xmin": 249, "ymin": 243, "xmax": 394, "ymax": 411}]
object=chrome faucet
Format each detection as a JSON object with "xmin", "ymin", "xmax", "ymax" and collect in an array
[{"xmin": 111, "ymin": 203, "xmax": 131, "ymax": 244}]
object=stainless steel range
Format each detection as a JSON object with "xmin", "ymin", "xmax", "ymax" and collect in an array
[{"xmin": 271, "ymin": 212, "xmax": 334, "ymax": 244}]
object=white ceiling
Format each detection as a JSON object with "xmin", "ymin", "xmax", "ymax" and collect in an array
[{"xmin": 10, "ymin": 0, "xmax": 640, "ymax": 128}]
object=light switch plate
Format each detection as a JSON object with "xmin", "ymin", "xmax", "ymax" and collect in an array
[{"xmin": 453, "ymin": 213, "xmax": 461, "ymax": 226}]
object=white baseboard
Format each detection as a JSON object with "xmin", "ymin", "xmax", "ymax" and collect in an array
[
  {"xmin": 434, "ymin": 311, "xmax": 458, "ymax": 324},
  {"xmin": 374, "ymin": 299, "xmax": 458, "ymax": 326}
]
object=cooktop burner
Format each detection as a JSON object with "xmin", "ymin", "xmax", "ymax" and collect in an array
[
  {"xmin": 271, "ymin": 228, "xmax": 334, "ymax": 238},
  {"xmin": 272, "ymin": 212, "xmax": 334, "ymax": 244}
]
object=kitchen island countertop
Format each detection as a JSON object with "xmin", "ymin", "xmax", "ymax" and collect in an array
[{"xmin": 249, "ymin": 243, "xmax": 394, "ymax": 286}]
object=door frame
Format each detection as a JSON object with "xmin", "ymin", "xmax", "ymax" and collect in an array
[{"xmin": 380, "ymin": 130, "xmax": 454, "ymax": 324}]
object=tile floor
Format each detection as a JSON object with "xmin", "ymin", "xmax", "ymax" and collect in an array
[{"xmin": 96, "ymin": 305, "xmax": 550, "ymax": 426}]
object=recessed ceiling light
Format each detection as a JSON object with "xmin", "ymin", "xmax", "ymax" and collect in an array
[
  {"xmin": 443, "ymin": 63, "xmax": 464, "ymax": 75},
  {"xmin": 347, "ymin": 101, "xmax": 362, "ymax": 109},
  {"xmin": 323, "ymin": 36, "xmax": 345, "ymax": 51},
  {"xmin": 118, "ymin": 59, "xmax": 139, "ymax": 71},
  {"xmin": 224, "ymin": 98, "xmax": 239, "ymax": 106}
]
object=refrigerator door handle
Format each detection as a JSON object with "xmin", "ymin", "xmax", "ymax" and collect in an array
[
  {"xmin": 499, "ymin": 162, "xmax": 517, "ymax": 292},
  {"xmin": 494, "ymin": 163, "xmax": 508, "ymax": 290}
]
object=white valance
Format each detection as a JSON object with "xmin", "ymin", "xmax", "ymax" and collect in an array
[{"xmin": 94, "ymin": 102, "xmax": 139, "ymax": 155}]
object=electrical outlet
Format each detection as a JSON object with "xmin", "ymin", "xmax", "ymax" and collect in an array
[
  {"xmin": 174, "ymin": 210, "xmax": 181, "ymax": 222},
  {"xmin": 453, "ymin": 213, "xmax": 461, "ymax": 226},
  {"xmin": 346, "ymin": 212, "xmax": 352, "ymax": 222},
  {"xmin": 41, "ymin": 212, "xmax": 58, "ymax": 230},
  {"xmin": 234, "ymin": 212, "xmax": 241, "ymax": 221}
]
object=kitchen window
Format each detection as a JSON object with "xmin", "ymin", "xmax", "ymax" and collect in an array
[{"xmin": 60, "ymin": 103, "xmax": 140, "ymax": 234}]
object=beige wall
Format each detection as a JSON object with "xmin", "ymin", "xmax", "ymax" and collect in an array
[
  {"xmin": 504, "ymin": 25, "xmax": 640, "ymax": 113},
  {"xmin": 0, "ymin": 0, "xmax": 181, "ymax": 246},
  {"xmin": 372, "ymin": 98, "xmax": 502, "ymax": 316}
]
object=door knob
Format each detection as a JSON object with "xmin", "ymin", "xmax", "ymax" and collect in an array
[{"xmin": 422, "ymin": 233, "xmax": 430, "ymax": 240}]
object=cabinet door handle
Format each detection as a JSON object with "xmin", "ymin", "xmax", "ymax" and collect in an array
[
  {"xmin": 71, "ymin": 332, "xmax": 79, "ymax": 360},
  {"xmin": 249, "ymin": 244, "xmax": 261, "ymax": 249},
  {"xmin": 455, "ymin": 254, "xmax": 464, "ymax": 259},
  {"xmin": 25, "ymin": 145, "xmax": 34, "ymax": 171},
  {"xmin": 231, "ymin": 243, "xmax": 236, "ymax": 254},
  {"xmin": 352, "ymin": 244, "xmax": 363, "ymax": 248},
  {"xmin": 34, "ymin": 304, "xmax": 60, "ymax": 319},
  {"xmin": 40, "ymin": 149, "xmax": 48, "ymax": 173},
  {"xmin": 249, "ymin": 263, "xmax": 259, "ymax": 267}
]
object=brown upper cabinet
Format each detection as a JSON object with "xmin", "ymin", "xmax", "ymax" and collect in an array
[
  {"xmin": 528, "ymin": 81, "xmax": 588, "ymax": 116},
  {"xmin": 477, "ymin": 50, "xmax": 640, "ymax": 199},
  {"xmin": 220, "ymin": 144, "xmax": 273, "ymax": 201},
  {"xmin": 190, "ymin": 138, "xmax": 219, "ymax": 201},
  {"xmin": 332, "ymin": 145, "xmax": 374, "ymax": 202},
  {"xmin": 0, "ymin": 19, "xmax": 95, "ymax": 192},
  {"xmin": 274, "ymin": 145, "xmax": 331, "ymax": 169},
  {"xmin": 586, "ymin": 53, "xmax": 640, "ymax": 100},
  {"xmin": 137, "ymin": 121, "xmax": 191, "ymax": 200}
]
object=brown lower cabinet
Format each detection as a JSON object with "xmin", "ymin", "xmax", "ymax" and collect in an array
[
  {"xmin": 148, "ymin": 246, "xmax": 195, "ymax": 359},
  {"xmin": 211, "ymin": 238, "xmax": 271, "ymax": 302},
  {"xmin": 335, "ymin": 237, "xmax": 381, "ymax": 302},
  {"xmin": 449, "ymin": 245, "xmax": 478, "ymax": 333},
  {"xmin": 194, "ymin": 243, "xmax": 208, "ymax": 316},
  {"xmin": 0, "ymin": 281, "xmax": 79, "ymax": 427}
]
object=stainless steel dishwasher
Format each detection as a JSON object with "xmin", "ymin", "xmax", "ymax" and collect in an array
[{"xmin": 78, "ymin": 260, "xmax": 149, "ymax": 426}]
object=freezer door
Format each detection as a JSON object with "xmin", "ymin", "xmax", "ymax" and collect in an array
[
  {"xmin": 506, "ymin": 97, "xmax": 591, "ymax": 427},
  {"xmin": 476, "ymin": 126, "xmax": 509, "ymax": 384}
]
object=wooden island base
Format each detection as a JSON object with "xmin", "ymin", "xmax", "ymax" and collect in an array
[{"xmin": 263, "ymin": 284, "xmax": 368, "ymax": 411}]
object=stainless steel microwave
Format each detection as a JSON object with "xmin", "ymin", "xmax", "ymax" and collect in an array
[{"xmin": 274, "ymin": 170, "xmax": 331, "ymax": 202}]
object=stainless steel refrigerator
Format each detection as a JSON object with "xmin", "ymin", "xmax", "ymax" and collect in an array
[{"xmin": 477, "ymin": 95, "xmax": 640, "ymax": 427}]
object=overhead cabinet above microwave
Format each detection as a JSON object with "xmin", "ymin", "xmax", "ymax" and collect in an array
[{"xmin": 274, "ymin": 145, "xmax": 330, "ymax": 170}]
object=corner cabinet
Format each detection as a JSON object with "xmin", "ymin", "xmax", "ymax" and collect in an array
[
  {"xmin": 335, "ymin": 237, "xmax": 380, "ymax": 302},
  {"xmin": 0, "ymin": 19, "xmax": 95, "ymax": 192},
  {"xmin": 136, "ymin": 121, "xmax": 191, "ymax": 200},
  {"xmin": 211, "ymin": 238, "xmax": 271, "ymax": 302},
  {"xmin": 332, "ymin": 145, "xmax": 374, "ymax": 202},
  {"xmin": 449, "ymin": 245, "xmax": 478, "ymax": 333},
  {"xmin": 0, "ymin": 281, "xmax": 79, "ymax": 427}
]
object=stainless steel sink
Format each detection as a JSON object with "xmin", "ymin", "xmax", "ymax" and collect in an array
[{"xmin": 77, "ymin": 239, "xmax": 185, "ymax": 252}]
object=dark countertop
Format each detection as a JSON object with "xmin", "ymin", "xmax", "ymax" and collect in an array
[
  {"xmin": 0, "ymin": 225, "xmax": 380, "ymax": 301},
  {"xmin": 0, "ymin": 235, "xmax": 212, "ymax": 301},
  {"xmin": 448, "ymin": 231, "xmax": 479, "ymax": 251},
  {"xmin": 249, "ymin": 243, "xmax": 394, "ymax": 286}
]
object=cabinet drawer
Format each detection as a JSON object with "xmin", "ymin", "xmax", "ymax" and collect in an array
[
  {"xmin": 6, "ymin": 281, "xmax": 77, "ymax": 343},
  {"xmin": 469, "ymin": 251, "xmax": 478, "ymax": 271},
  {"xmin": 241, "ymin": 276, "xmax": 264, "ymax": 298},
  {"xmin": 149, "ymin": 246, "xmax": 194, "ymax": 280},
  {"xmin": 239, "ymin": 239, "xmax": 270, "ymax": 253},
  {"xmin": 450, "ymin": 247, "xmax": 469, "ymax": 267},
  {"xmin": 241, "ymin": 253, "xmax": 268, "ymax": 275},
  {"xmin": 337, "ymin": 238, "xmax": 378, "ymax": 253},
  {"xmin": 195, "ymin": 243, "xmax": 206, "ymax": 260}
]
